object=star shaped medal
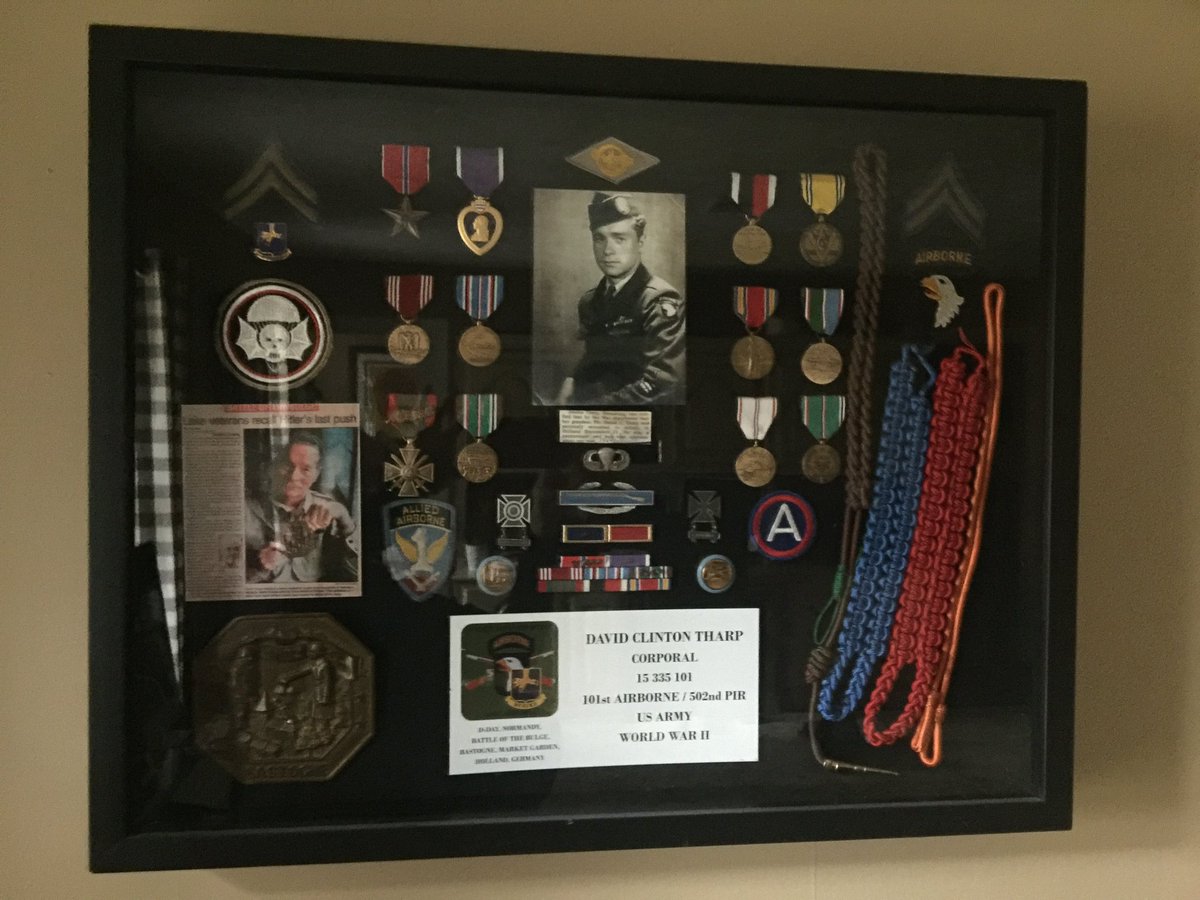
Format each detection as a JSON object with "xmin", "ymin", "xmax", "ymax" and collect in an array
[{"xmin": 381, "ymin": 145, "xmax": 430, "ymax": 238}]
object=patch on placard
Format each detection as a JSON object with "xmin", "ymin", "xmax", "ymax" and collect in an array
[
  {"xmin": 381, "ymin": 499, "xmax": 455, "ymax": 601},
  {"xmin": 217, "ymin": 280, "xmax": 331, "ymax": 390},
  {"xmin": 461, "ymin": 621, "xmax": 559, "ymax": 719},
  {"xmin": 566, "ymin": 136, "xmax": 660, "ymax": 184},
  {"xmin": 748, "ymin": 491, "xmax": 816, "ymax": 560}
]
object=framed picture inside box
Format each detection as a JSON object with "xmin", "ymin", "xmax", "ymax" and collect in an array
[{"xmin": 88, "ymin": 24, "xmax": 1084, "ymax": 872}]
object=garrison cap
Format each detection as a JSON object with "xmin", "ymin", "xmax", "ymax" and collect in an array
[{"xmin": 588, "ymin": 192, "xmax": 641, "ymax": 230}]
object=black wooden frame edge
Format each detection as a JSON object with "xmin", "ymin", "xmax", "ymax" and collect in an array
[{"xmin": 87, "ymin": 23, "xmax": 1084, "ymax": 872}]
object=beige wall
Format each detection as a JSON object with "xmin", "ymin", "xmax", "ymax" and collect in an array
[{"xmin": 3, "ymin": 1, "xmax": 1198, "ymax": 896}]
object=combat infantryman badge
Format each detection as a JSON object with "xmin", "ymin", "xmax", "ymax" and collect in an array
[
  {"xmin": 381, "ymin": 499, "xmax": 455, "ymax": 601},
  {"xmin": 566, "ymin": 136, "xmax": 660, "ymax": 184},
  {"xmin": 217, "ymin": 280, "xmax": 332, "ymax": 390},
  {"xmin": 456, "ymin": 146, "xmax": 504, "ymax": 255},
  {"xmin": 748, "ymin": 491, "xmax": 816, "ymax": 560},
  {"xmin": 253, "ymin": 222, "xmax": 292, "ymax": 261},
  {"xmin": 192, "ymin": 613, "xmax": 373, "ymax": 784},
  {"xmin": 380, "ymin": 144, "xmax": 430, "ymax": 238}
]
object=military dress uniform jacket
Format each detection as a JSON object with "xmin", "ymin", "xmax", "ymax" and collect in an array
[{"xmin": 571, "ymin": 263, "xmax": 685, "ymax": 404}]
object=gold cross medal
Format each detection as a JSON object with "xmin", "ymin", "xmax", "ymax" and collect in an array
[
  {"xmin": 730, "ymin": 173, "xmax": 776, "ymax": 265},
  {"xmin": 799, "ymin": 173, "xmax": 847, "ymax": 267},
  {"xmin": 383, "ymin": 393, "xmax": 438, "ymax": 496},
  {"xmin": 455, "ymin": 147, "xmax": 504, "ymax": 255}
]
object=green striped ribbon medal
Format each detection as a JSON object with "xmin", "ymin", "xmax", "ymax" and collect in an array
[
  {"xmin": 800, "ymin": 394, "xmax": 846, "ymax": 484},
  {"xmin": 801, "ymin": 287, "xmax": 845, "ymax": 385},
  {"xmin": 455, "ymin": 393, "xmax": 503, "ymax": 483}
]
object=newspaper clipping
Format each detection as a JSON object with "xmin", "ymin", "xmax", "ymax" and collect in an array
[{"xmin": 182, "ymin": 403, "xmax": 362, "ymax": 600}]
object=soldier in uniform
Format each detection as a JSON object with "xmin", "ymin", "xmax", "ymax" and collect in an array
[{"xmin": 558, "ymin": 193, "xmax": 685, "ymax": 405}]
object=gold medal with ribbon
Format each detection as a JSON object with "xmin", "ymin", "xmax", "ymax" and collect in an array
[{"xmin": 799, "ymin": 173, "xmax": 846, "ymax": 267}]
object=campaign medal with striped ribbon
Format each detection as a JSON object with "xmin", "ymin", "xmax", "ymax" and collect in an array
[
  {"xmin": 731, "ymin": 285, "xmax": 779, "ymax": 380},
  {"xmin": 456, "ymin": 147, "xmax": 504, "ymax": 255},
  {"xmin": 734, "ymin": 396, "xmax": 778, "ymax": 487},
  {"xmin": 381, "ymin": 145, "xmax": 430, "ymax": 238},
  {"xmin": 799, "ymin": 173, "xmax": 846, "ymax": 266},
  {"xmin": 801, "ymin": 287, "xmax": 845, "ymax": 384},
  {"xmin": 455, "ymin": 275, "xmax": 504, "ymax": 367},
  {"xmin": 731, "ymin": 173, "xmax": 777, "ymax": 265},
  {"xmin": 384, "ymin": 392, "xmax": 438, "ymax": 496},
  {"xmin": 385, "ymin": 275, "xmax": 434, "ymax": 365},
  {"xmin": 456, "ymin": 393, "xmax": 503, "ymax": 483},
  {"xmin": 800, "ymin": 394, "xmax": 846, "ymax": 484}
]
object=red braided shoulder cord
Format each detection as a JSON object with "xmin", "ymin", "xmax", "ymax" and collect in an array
[
  {"xmin": 861, "ymin": 286, "xmax": 1002, "ymax": 748},
  {"xmin": 911, "ymin": 284, "xmax": 1005, "ymax": 765}
]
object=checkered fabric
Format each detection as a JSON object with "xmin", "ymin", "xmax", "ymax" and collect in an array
[{"xmin": 133, "ymin": 251, "xmax": 184, "ymax": 678}]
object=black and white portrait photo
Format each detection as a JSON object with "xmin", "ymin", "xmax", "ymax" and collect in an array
[{"xmin": 532, "ymin": 189, "xmax": 686, "ymax": 406}]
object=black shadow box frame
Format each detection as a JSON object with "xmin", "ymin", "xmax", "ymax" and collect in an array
[{"xmin": 88, "ymin": 24, "xmax": 1084, "ymax": 872}]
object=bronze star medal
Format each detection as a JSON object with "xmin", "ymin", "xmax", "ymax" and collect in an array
[
  {"xmin": 382, "ymin": 195, "xmax": 430, "ymax": 238},
  {"xmin": 384, "ymin": 441, "xmax": 435, "ymax": 496}
]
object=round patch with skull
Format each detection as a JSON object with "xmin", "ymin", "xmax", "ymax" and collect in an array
[{"xmin": 217, "ymin": 280, "xmax": 332, "ymax": 390}]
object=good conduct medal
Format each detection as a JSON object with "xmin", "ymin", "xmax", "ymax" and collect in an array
[{"xmin": 384, "ymin": 274, "xmax": 433, "ymax": 365}]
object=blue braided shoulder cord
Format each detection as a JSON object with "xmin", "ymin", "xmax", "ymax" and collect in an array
[{"xmin": 819, "ymin": 344, "xmax": 935, "ymax": 721}]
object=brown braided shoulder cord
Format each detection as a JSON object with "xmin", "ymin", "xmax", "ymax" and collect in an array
[{"xmin": 804, "ymin": 144, "xmax": 893, "ymax": 775}]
